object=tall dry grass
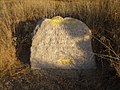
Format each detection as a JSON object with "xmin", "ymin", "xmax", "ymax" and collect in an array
[{"xmin": 0, "ymin": 0, "xmax": 120, "ymax": 89}]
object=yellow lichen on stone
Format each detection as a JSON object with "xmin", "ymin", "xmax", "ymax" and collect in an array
[
  {"xmin": 50, "ymin": 16, "xmax": 77, "ymax": 26},
  {"xmin": 65, "ymin": 20, "xmax": 77, "ymax": 24},
  {"xmin": 50, "ymin": 16, "xmax": 64, "ymax": 26},
  {"xmin": 56, "ymin": 58, "xmax": 73, "ymax": 63}
]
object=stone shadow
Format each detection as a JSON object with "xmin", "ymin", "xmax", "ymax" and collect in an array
[{"xmin": 14, "ymin": 19, "xmax": 43, "ymax": 64}]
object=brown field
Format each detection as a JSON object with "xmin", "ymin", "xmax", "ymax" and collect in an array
[{"xmin": 0, "ymin": 0, "xmax": 120, "ymax": 89}]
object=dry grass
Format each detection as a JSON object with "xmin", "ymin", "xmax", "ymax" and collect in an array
[{"xmin": 0, "ymin": 0, "xmax": 120, "ymax": 89}]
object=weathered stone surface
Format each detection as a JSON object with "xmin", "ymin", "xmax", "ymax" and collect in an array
[{"xmin": 30, "ymin": 16, "xmax": 96, "ymax": 70}]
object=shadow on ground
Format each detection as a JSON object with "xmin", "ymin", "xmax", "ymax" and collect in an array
[{"xmin": 14, "ymin": 19, "xmax": 43, "ymax": 64}]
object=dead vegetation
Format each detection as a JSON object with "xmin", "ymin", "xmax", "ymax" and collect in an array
[{"xmin": 0, "ymin": 0, "xmax": 120, "ymax": 89}]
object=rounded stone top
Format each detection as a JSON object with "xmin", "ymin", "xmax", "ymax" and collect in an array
[{"xmin": 31, "ymin": 16, "xmax": 96, "ymax": 70}]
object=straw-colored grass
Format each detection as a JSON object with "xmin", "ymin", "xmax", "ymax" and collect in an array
[{"xmin": 0, "ymin": 0, "xmax": 120, "ymax": 89}]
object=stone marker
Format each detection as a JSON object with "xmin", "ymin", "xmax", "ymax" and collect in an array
[{"xmin": 30, "ymin": 16, "xmax": 96, "ymax": 70}]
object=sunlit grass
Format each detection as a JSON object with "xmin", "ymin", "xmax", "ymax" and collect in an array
[{"xmin": 0, "ymin": 0, "xmax": 120, "ymax": 89}]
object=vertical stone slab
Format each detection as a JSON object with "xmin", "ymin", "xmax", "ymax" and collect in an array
[{"xmin": 30, "ymin": 16, "xmax": 96, "ymax": 70}]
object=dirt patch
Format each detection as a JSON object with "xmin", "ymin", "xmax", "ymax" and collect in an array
[{"xmin": 1, "ymin": 66, "xmax": 120, "ymax": 90}]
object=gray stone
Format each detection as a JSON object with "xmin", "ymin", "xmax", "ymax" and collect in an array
[{"xmin": 30, "ymin": 16, "xmax": 96, "ymax": 70}]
